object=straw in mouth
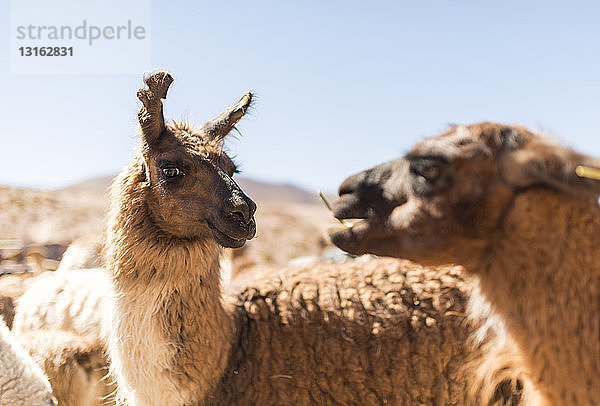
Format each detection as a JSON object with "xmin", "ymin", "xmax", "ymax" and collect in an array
[{"xmin": 318, "ymin": 190, "xmax": 353, "ymax": 228}]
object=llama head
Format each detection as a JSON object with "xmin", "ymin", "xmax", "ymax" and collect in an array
[
  {"xmin": 135, "ymin": 71, "xmax": 256, "ymax": 247},
  {"xmin": 329, "ymin": 122, "xmax": 600, "ymax": 265}
]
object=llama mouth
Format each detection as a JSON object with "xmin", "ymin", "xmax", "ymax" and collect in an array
[
  {"xmin": 328, "ymin": 219, "xmax": 370, "ymax": 255},
  {"xmin": 207, "ymin": 221, "xmax": 249, "ymax": 249}
]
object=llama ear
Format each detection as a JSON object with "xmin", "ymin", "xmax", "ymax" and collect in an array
[
  {"xmin": 201, "ymin": 92, "xmax": 253, "ymax": 141},
  {"xmin": 137, "ymin": 71, "xmax": 174, "ymax": 145},
  {"xmin": 499, "ymin": 139, "xmax": 600, "ymax": 199}
]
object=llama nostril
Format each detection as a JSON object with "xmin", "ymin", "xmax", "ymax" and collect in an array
[
  {"xmin": 230, "ymin": 201, "xmax": 250, "ymax": 223},
  {"xmin": 230, "ymin": 193, "xmax": 256, "ymax": 224},
  {"xmin": 231, "ymin": 209, "xmax": 247, "ymax": 223}
]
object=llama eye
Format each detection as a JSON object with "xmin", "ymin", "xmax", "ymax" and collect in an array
[
  {"xmin": 411, "ymin": 162, "xmax": 441, "ymax": 182},
  {"xmin": 162, "ymin": 167, "xmax": 180, "ymax": 178},
  {"xmin": 420, "ymin": 165, "xmax": 440, "ymax": 181}
]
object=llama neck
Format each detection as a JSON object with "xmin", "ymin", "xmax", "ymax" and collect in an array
[
  {"xmin": 106, "ymin": 162, "xmax": 233, "ymax": 406},
  {"xmin": 477, "ymin": 189, "xmax": 600, "ymax": 405}
]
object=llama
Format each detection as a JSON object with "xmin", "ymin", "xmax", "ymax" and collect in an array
[
  {"xmin": 329, "ymin": 122, "xmax": 600, "ymax": 405},
  {"xmin": 10, "ymin": 262, "xmax": 526, "ymax": 404},
  {"xmin": 104, "ymin": 72, "xmax": 524, "ymax": 405},
  {"xmin": 0, "ymin": 318, "xmax": 56, "ymax": 405}
]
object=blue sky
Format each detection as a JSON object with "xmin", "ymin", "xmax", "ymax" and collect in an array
[{"xmin": 1, "ymin": 1, "xmax": 600, "ymax": 192}]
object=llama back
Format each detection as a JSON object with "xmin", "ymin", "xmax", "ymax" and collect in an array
[
  {"xmin": 13, "ymin": 268, "xmax": 113, "ymax": 339},
  {"xmin": 205, "ymin": 257, "xmax": 520, "ymax": 405}
]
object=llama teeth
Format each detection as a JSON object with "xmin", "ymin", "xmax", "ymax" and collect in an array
[{"xmin": 342, "ymin": 219, "xmax": 354, "ymax": 228}]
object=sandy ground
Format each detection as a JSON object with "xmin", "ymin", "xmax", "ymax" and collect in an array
[{"xmin": 0, "ymin": 187, "xmax": 106, "ymax": 244}]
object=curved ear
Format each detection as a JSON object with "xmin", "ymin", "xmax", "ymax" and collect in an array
[
  {"xmin": 201, "ymin": 92, "xmax": 253, "ymax": 141},
  {"xmin": 499, "ymin": 137, "xmax": 600, "ymax": 198},
  {"xmin": 137, "ymin": 71, "xmax": 174, "ymax": 145}
]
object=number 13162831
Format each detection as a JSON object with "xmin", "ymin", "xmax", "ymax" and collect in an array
[{"xmin": 18, "ymin": 47, "xmax": 73, "ymax": 56}]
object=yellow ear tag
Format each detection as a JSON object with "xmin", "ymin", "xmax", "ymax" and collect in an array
[{"xmin": 575, "ymin": 165, "xmax": 600, "ymax": 181}]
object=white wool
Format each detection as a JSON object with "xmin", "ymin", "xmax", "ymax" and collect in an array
[
  {"xmin": 13, "ymin": 268, "xmax": 112, "ymax": 340},
  {"xmin": 0, "ymin": 319, "xmax": 56, "ymax": 406},
  {"xmin": 56, "ymin": 238, "xmax": 102, "ymax": 272}
]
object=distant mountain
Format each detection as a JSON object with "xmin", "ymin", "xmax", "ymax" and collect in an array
[
  {"xmin": 234, "ymin": 177, "xmax": 321, "ymax": 205},
  {"xmin": 59, "ymin": 174, "xmax": 328, "ymax": 205},
  {"xmin": 59, "ymin": 175, "xmax": 115, "ymax": 195}
]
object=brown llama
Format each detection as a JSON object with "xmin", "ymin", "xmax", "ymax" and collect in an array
[
  {"xmin": 106, "ymin": 73, "xmax": 523, "ymax": 405},
  {"xmin": 329, "ymin": 122, "xmax": 600, "ymax": 405}
]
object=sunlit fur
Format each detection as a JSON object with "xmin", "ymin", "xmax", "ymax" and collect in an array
[
  {"xmin": 106, "ymin": 157, "xmax": 230, "ymax": 405},
  {"xmin": 106, "ymin": 76, "xmax": 528, "ymax": 406},
  {"xmin": 331, "ymin": 122, "xmax": 600, "ymax": 405},
  {"xmin": 17, "ymin": 329, "xmax": 114, "ymax": 406}
]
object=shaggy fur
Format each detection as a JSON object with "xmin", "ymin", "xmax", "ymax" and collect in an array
[
  {"xmin": 107, "ymin": 201, "xmax": 510, "ymax": 405},
  {"xmin": 465, "ymin": 283, "xmax": 541, "ymax": 405},
  {"xmin": 106, "ymin": 73, "xmax": 523, "ymax": 406},
  {"xmin": 0, "ymin": 319, "xmax": 56, "ymax": 405},
  {"xmin": 12, "ymin": 270, "xmax": 115, "ymax": 406},
  {"xmin": 12, "ymin": 251, "xmax": 232, "ymax": 339},
  {"xmin": 106, "ymin": 185, "xmax": 229, "ymax": 405},
  {"xmin": 13, "ymin": 268, "xmax": 112, "ymax": 339},
  {"xmin": 477, "ymin": 191, "xmax": 599, "ymax": 404},
  {"xmin": 8, "ymin": 259, "xmax": 523, "ymax": 404},
  {"xmin": 211, "ymin": 258, "xmax": 519, "ymax": 405},
  {"xmin": 17, "ymin": 329, "xmax": 115, "ymax": 406},
  {"xmin": 330, "ymin": 122, "xmax": 600, "ymax": 405}
]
